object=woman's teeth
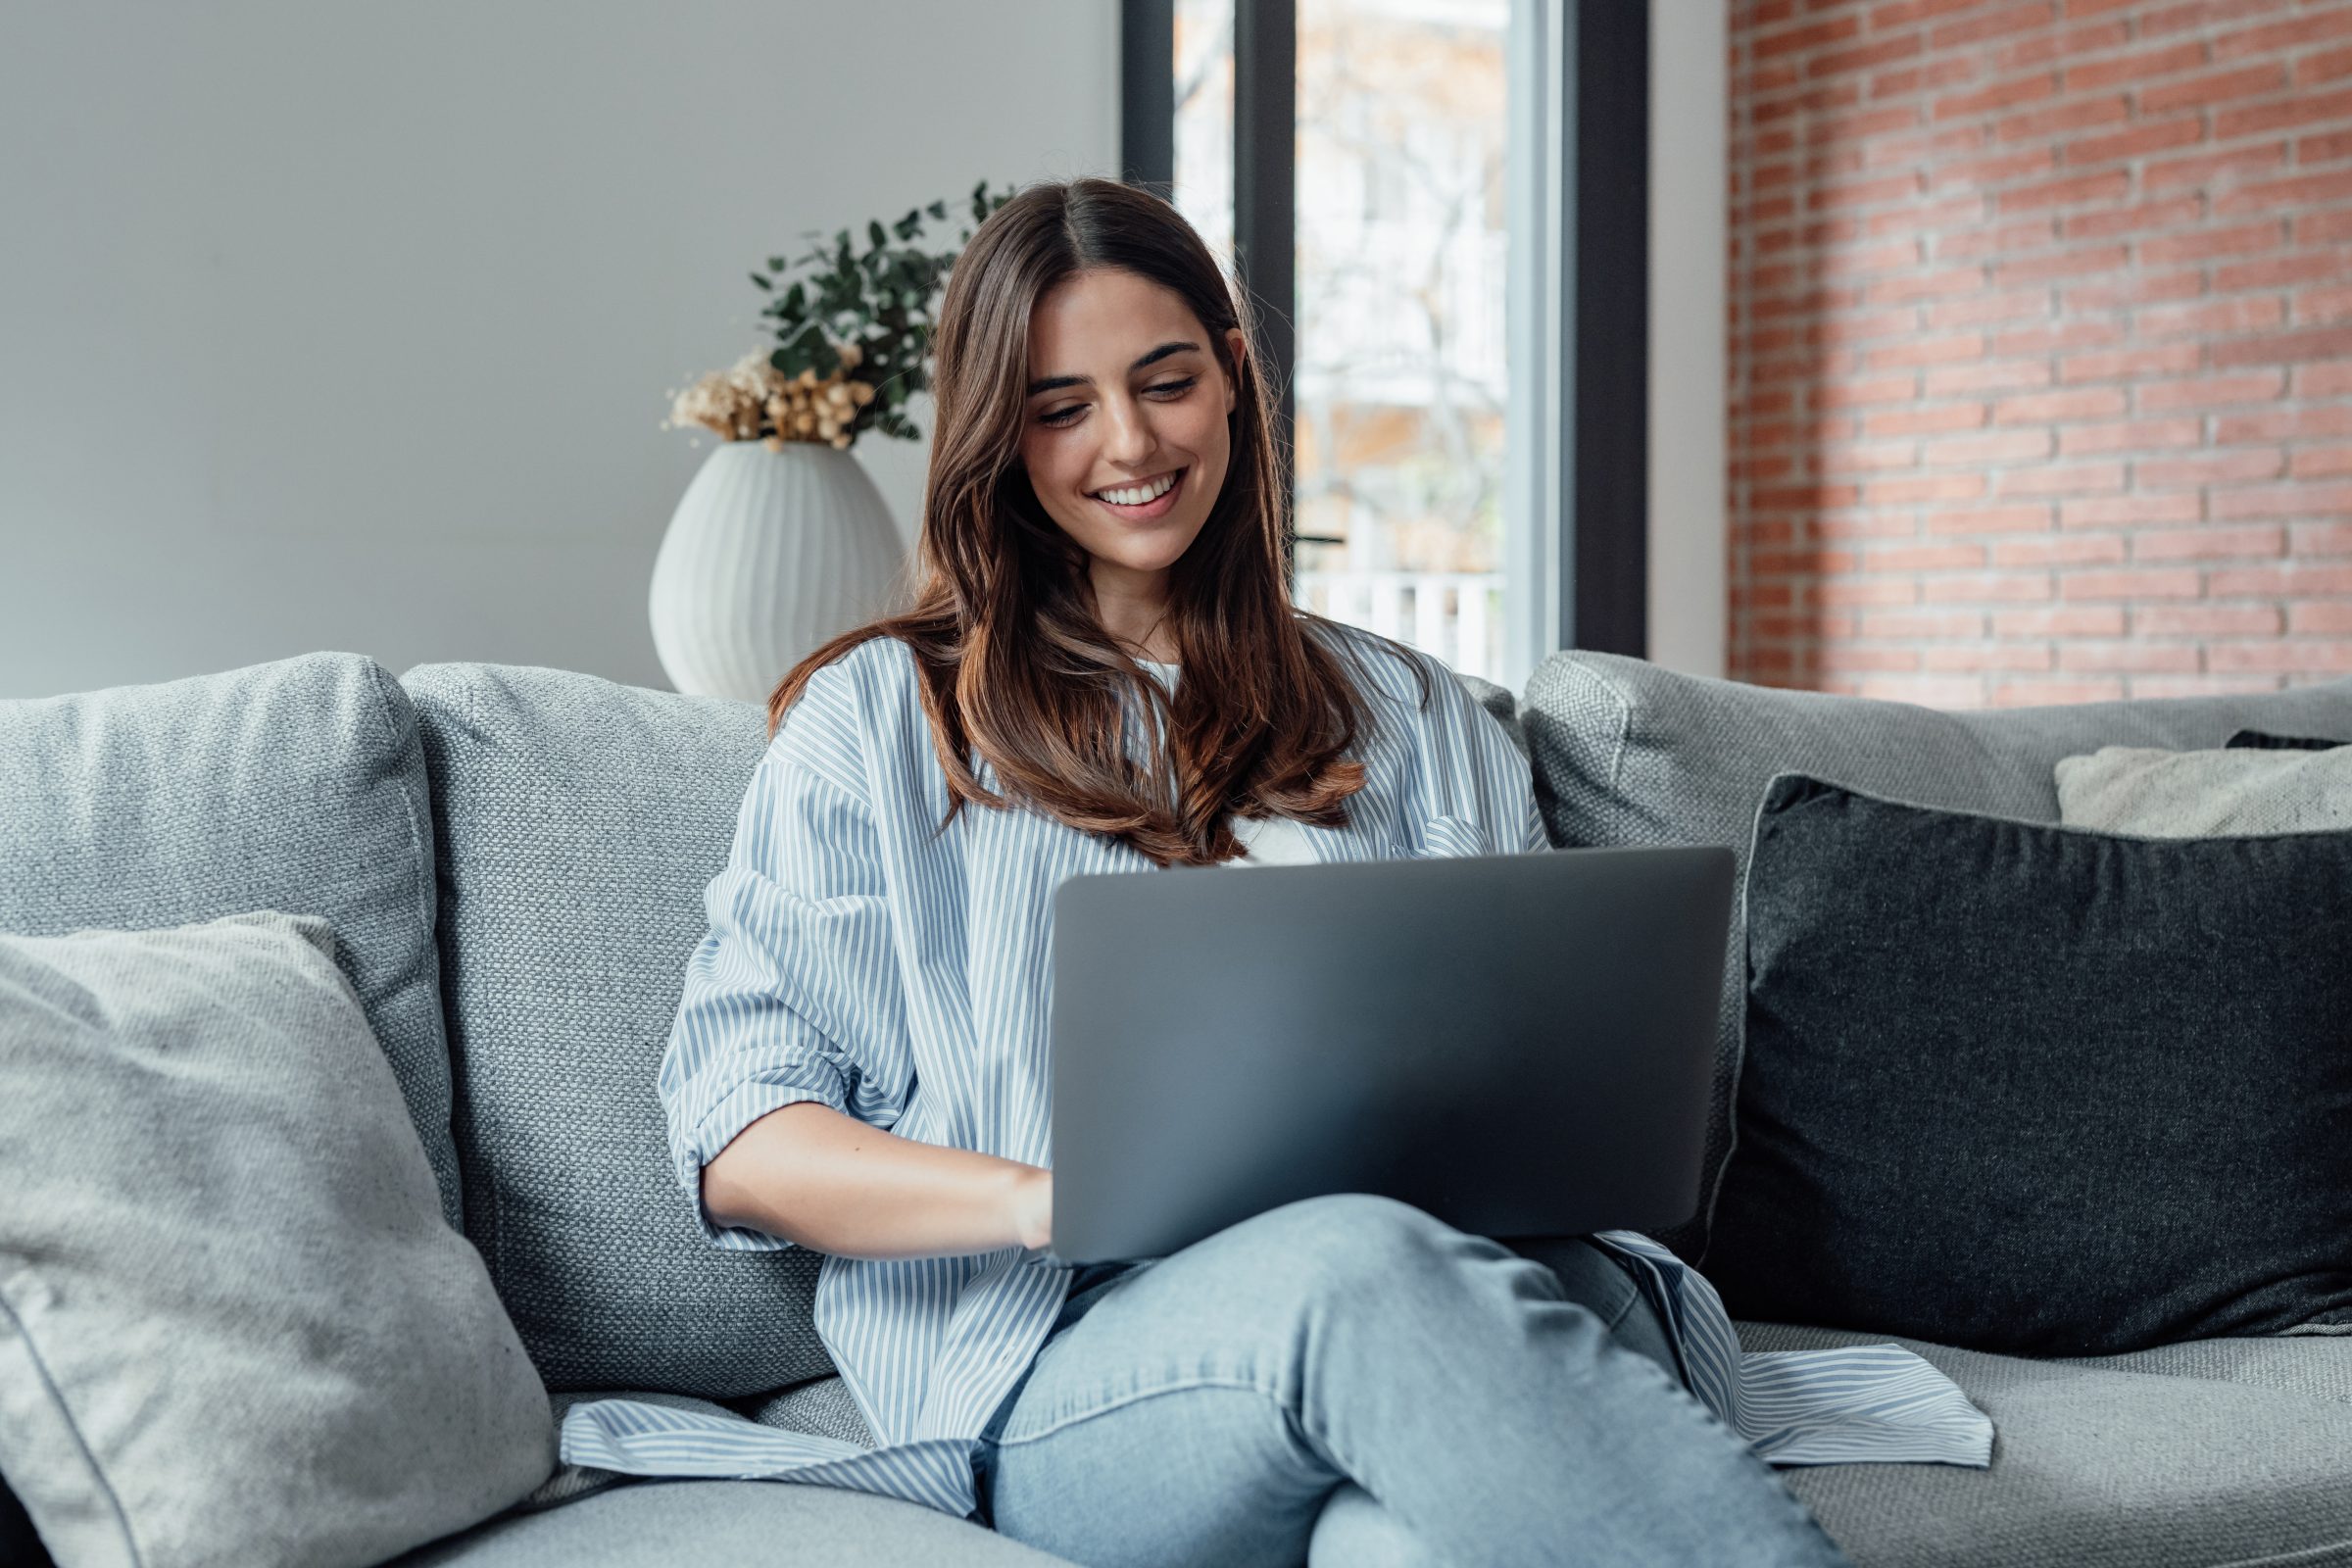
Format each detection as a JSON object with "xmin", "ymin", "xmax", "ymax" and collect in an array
[{"xmin": 1093, "ymin": 470, "xmax": 1180, "ymax": 507}]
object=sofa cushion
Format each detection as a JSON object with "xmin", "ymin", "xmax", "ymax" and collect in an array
[
  {"xmin": 0, "ymin": 911, "xmax": 554, "ymax": 1568},
  {"xmin": 1707, "ymin": 772, "xmax": 2352, "ymax": 1354},
  {"xmin": 1739, "ymin": 1320, "xmax": 2352, "ymax": 1568},
  {"xmin": 400, "ymin": 662, "xmax": 833, "ymax": 1397},
  {"xmin": 1516, "ymin": 652, "xmax": 2352, "ymax": 1259},
  {"xmin": 388, "ymin": 1476, "xmax": 1077, "ymax": 1567},
  {"xmin": 0, "ymin": 652, "xmax": 460, "ymax": 1228},
  {"xmin": 2056, "ymin": 740, "xmax": 2352, "ymax": 835}
]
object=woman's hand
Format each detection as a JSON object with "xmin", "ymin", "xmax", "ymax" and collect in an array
[{"xmin": 1009, "ymin": 1166, "xmax": 1054, "ymax": 1251}]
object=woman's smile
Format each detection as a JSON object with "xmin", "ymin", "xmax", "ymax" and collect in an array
[{"xmin": 1090, "ymin": 466, "xmax": 1188, "ymax": 522}]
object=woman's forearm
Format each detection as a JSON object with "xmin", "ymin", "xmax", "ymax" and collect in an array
[{"xmin": 701, "ymin": 1100, "xmax": 1041, "ymax": 1260}]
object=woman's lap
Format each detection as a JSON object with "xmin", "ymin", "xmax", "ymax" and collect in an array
[{"xmin": 968, "ymin": 1194, "xmax": 1847, "ymax": 1568}]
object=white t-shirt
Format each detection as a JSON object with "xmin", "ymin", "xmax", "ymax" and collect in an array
[{"xmin": 1140, "ymin": 659, "xmax": 1316, "ymax": 866}]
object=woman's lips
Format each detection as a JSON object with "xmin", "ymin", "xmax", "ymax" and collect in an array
[{"xmin": 1090, "ymin": 467, "xmax": 1186, "ymax": 521}]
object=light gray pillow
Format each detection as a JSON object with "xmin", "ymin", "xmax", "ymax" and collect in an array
[
  {"xmin": 2057, "ymin": 744, "xmax": 2352, "ymax": 836},
  {"xmin": 0, "ymin": 911, "xmax": 555, "ymax": 1568}
]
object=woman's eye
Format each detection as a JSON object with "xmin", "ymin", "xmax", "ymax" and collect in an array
[
  {"xmin": 1037, "ymin": 378, "xmax": 1198, "ymax": 429},
  {"xmin": 1149, "ymin": 377, "xmax": 1198, "ymax": 398}
]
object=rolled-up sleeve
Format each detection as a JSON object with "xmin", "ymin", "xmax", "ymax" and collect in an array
[{"xmin": 659, "ymin": 666, "xmax": 911, "ymax": 1250}]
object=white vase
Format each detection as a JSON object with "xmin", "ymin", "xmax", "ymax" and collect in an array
[{"xmin": 649, "ymin": 440, "xmax": 908, "ymax": 701}]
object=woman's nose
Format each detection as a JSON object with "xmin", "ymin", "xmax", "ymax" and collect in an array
[{"xmin": 1100, "ymin": 396, "xmax": 1156, "ymax": 465}]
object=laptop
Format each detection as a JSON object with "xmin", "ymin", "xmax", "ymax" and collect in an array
[{"xmin": 1045, "ymin": 844, "xmax": 1734, "ymax": 1264}]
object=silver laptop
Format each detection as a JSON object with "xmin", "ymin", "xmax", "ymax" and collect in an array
[{"xmin": 1045, "ymin": 844, "xmax": 1734, "ymax": 1264}]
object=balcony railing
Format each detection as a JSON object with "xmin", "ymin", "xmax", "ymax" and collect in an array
[{"xmin": 1295, "ymin": 569, "xmax": 1505, "ymax": 685}]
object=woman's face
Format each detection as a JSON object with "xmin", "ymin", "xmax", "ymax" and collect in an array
[{"xmin": 1016, "ymin": 267, "xmax": 1248, "ymax": 595}]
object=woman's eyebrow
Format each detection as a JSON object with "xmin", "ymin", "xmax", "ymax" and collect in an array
[{"xmin": 1026, "ymin": 340, "xmax": 1200, "ymax": 397}]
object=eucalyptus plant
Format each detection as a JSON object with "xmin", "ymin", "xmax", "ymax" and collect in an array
[{"xmin": 750, "ymin": 179, "xmax": 1020, "ymax": 443}]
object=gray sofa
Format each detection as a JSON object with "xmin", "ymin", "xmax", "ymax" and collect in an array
[{"xmin": 5, "ymin": 646, "xmax": 2352, "ymax": 1568}]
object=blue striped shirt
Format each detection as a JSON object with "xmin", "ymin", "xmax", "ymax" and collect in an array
[{"xmin": 561, "ymin": 621, "xmax": 1991, "ymax": 1521}]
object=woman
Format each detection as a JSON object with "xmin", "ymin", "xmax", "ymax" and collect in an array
[{"xmin": 561, "ymin": 178, "xmax": 1986, "ymax": 1566}]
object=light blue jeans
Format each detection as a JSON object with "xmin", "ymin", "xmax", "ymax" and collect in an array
[{"xmin": 969, "ymin": 1193, "xmax": 1852, "ymax": 1568}]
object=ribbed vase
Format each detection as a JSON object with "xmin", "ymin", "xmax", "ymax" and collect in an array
[{"xmin": 648, "ymin": 440, "xmax": 907, "ymax": 701}]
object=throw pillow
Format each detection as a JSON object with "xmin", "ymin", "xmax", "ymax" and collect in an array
[
  {"xmin": 2056, "ymin": 740, "xmax": 2352, "ymax": 836},
  {"xmin": 2227, "ymin": 729, "xmax": 2349, "ymax": 751},
  {"xmin": 1513, "ymin": 649, "xmax": 2352, "ymax": 1261},
  {"xmin": 1703, "ymin": 773, "xmax": 2352, "ymax": 1357},
  {"xmin": 0, "ymin": 912, "xmax": 554, "ymax": 1568}
]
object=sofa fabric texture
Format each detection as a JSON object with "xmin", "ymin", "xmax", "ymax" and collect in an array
[
  {"xmin": 0, "ymin": 911, "xmax": 554, "ymax": 1568},
  {"xmin": 1740, "ymin": 1321, "xmax": 2352, "ymax": 1568},
  {"xmin": 1516, "ymin": 651, "xmax": 2352, "ymax": 1261},
  {"xmin": 400, "ymin": 662, "xmax": 841, "ymax": 1400},
  {"xmin": 2056, "ymin": 741, "xmax": 2352, "ymax": 836},
  {"xmin": 0, "ymin": 652, "xmax": 461, "ymax": 1229},
  {"xmin": 1706, "ymin": 772, "xmax": 2352, "ymax": 1355}
]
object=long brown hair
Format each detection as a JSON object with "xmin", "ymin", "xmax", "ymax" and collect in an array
[{"xmin": 765, "ymin": 175, "xmax": 1433, "ymax": 869}]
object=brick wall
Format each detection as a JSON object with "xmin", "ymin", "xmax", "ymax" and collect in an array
[{"xmin": 1727, "ymin": 0, "xmax": 2352, "ymax": 705}]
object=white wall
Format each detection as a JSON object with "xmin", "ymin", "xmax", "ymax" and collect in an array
[
  {"xmin": 1647, "ymin": 0, "xmax": 1729, "ymax": 681},
  {"xmin": 0, "ymin": 2, "xmax": 1119, "ymax": 699}
]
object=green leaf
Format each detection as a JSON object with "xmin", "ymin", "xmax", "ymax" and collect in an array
[
  {"xmin": 767, "ymin": 256, "xmax": 785, "ymax": 271},
  {"xmin": 867, "ymin": 219, "xmax": 887, "ymax": 250},
  {"xmin": 784, "ymin": 281, "xmax": 806, "ymax": 314},
  {"xmin": 927, "ymin": 198, "xmax": 948, "ymax": 219},
  {"xmin": 749, "ymin": 272, "xmax": 771, "ymax": 290}
]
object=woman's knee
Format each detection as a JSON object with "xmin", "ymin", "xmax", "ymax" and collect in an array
[{"xmin": 1211, "ymin": 1193, "xmax": 1475, "ymax": 1305}]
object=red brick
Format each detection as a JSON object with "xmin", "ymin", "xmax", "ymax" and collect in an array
[
  {"xmin": 2058, "ymin": 567, "xmax": 2207, "ymax": 598},
  {"xmin": 1812, "ymin": 374, "xmax": 1924, "ymax": 408},
  {"xmin": 2060, "ymin": 343, "xmax": 2207, "ymax": 382},
  {"xmin": 1868, "ymin": 543, "xmax": 1996, "ymax": 570},
  {"xmin": 1755, "ymin": 13, "xmax": 1863, "ymax": 59},
  {"xmin": 2211, "ymin": 481, "xmax": 2352, "ymax": 518},
  {"xmin": 1813, "ymin": 577, "xmax": 1924, "ymax": 606},
  {"xmin": 1925, "ymin": 290, "xmax": 2053, "ymax": 328},
  {"xmin": 1986, "ymin": 676, "xmax": 2128, "ymax": 705},
  {"xmin": 2060, "ymin": 493, "xmax": 2206, "ymax": 526},
  {"xmin": 2139, "ymin": 63, "xmax": 2288, "ymax": 117},
  {"xmin": 1926, "ymin": 360, "xmax": 2057, "ymax": 394},
  {"xmin": 1926, "ymin": 502, "xmax": 2057, "ymax": 533},
  {"xmin": 1998, "ymin": 463, "xmax": 2129, "ymax": 494},
  {"xmin": 1809, "ymin": 172, "xmax": 1928, "ymax": 210},
  {"xmin": 2130, "ymin": 523, "xmax": 2286, "ymax": 559},
  {"xmin": 1871, "ymin": 55, "xmax": 1982, "ymax": 101},
  {"xmin": 1994, "ymin": 387, "xmax": 2130, "ymax": 423},
  {"xmin": 1993, "ymin": 606, "xmax": 2127, "ymax": 636},
  {"xmin": 2208, "ymin": 564, "xmax": 2352, "ymax": 595},
  {"xmin": 1863, "ymin": 267, "xmax": 1987, "ymax": 304},
  {"xmin": 1992, "ymin": 533, "xmax": 2131, "ymax": 564},
  {"xmin": 2209, "ymin": 7, "xmax": 2352, "ymax": 61},
  {"xmin": 2298, "ymin": 127, "xmax": 2352, "ymax": 162},
  {"xmin": 1931, "ymin": 2, "xmax": 2056, "ymax": 49},
  {"xmin": 1867, "ymin": 333, "xmax": 1990, "ymax": 369},
  {"xmin": 2138, "ymin": 295, "xmax": 2284, "ymax": 340},
  {"xmin": 2216, "ymin": 85, "xmax": 2352, "ymax": 141},
  {"xmin": 2298, "ymin": 42, "xmax": 2352, "ymax": 87},
  {"xmin": 2289, "ymin": 601, "xmax": 2352, "ymax": 633},
  {"xmin": 2064, "ymin": 270, "xmax": 2207, "ymax": 311},
  {"xmin": 2208, "ymin": 641, "xmax": 2352, "ymax": 672},
  {"xmin": 1818, "ymin": 441, "xmax": 1925, "ymax": 473},
  {"xmin": 2213, "ymin": 254, "xmax": 2344, "ymax": 292},
  {"xmin": 2141, "ymin": 220, "xmax": 2286, "ymax": 267},
  {"xmin": 2133, "ymin": 604, "xmax": 2284, "ymax": 635},
  {"xmin": 1925, "ymin": 428, "xmax": 2057, "ymax": 465},
  {"xmin": 2215, "ymin": 170, "xmax": 2352, "ymax": 216},
  {"xmin": 2144, "ymin": 140, "xmax": 2290, "ymax": 191},
  {"xmin": 2132, "ymin": 369, "xmax": 2287, "ymax": 412},
  {"xmin": 1929, "ymin": 146, "xmax": 2059, "ymax": 190},
  {"xmin": 2061, "ymin": 195, "xmax": 2208, "ymax": 242},
  {"xmin": 2062, "ymin": 38, "xmax": 2210, "ymax": 93},
  {"xmin": 2291, "ymin": 446, "xmax": 2352, "ymax": 479},
  {"xmin": 1866, "ymin": 472, "xmax": 1990, "ymax": 503},
  {"xmin": 2058, "ymin": 642, "xmax": 2203, "ymax": 671},
  {"xmin": 1999, "ymin": 19, "xmax": 2130, "ymax": 72},
  {"xmin": 1927, "ymin": 643, "xmax": 2059, "ymax": 670},
  {"xmin": 1992, "ymin": 243, "xmax": 2131, "ymax": 284},
  {"xmin": 2062, "ymin": 120, "xmax": 2206, "ymax": 169},
  {"xmin": 2216, "ymin": 407, "xmax": 2352, "ymax": 443},
  {"xmin": 1996, "ymin": 95, "xmax": 2133, "ymax": 143},
  {"xmin": 1922, "ymin": 572, "xmax": 2059, "ymax": 602},
  {"xmin": 1863, "ymin": 403, "xmax": 1991, "ymax": 435},
  {"xmin": 1995, "ymin": 168, "xmax": 2132, "ymax": 212},
  {"xmin": 2125, "ymin": 674, "xmax": 2290, "ymax": 697},
  {"xmin": 2297, "ymin": 285, "xmax": 2352, "ymax": 325},
  {"xmin": 1873, "ymin": 0, "xmax": 2011, "ymax": 24},
  {"xmin": 1812, "ymin": 33, "xmax": 1930, "ymax": 79},
  {"xmin": 2299, "ymin": 363, "xmax": 2352, "ymax": 397},
  {"xmin": 1935, "ymin": 74, "xmax": 2060, "ymax": 121},
  {"xmin": 2136, "ymin": 449, "xmax": 2287, "ymax": 488},
  {"xmin": 2059, "ymin": 417, "xmax": 2205, "ymax": 454},
  {"xmin": 2296, "ymin": 210, "xmax": 2352, "ymax": 244},
  {"xmin": 2212, "ymin": 326, "xmax": 2352, "ymax": 368},
  {"xmin": 1858, "ymin": 608, "xmax": 1990, "ymax": 636},
  {"xmin": 1937, "ymin": 217, "xmax": 2063, "ymax": 259},
  {"xmin": 1818, "ymin": 645, "xmax": 1926, "ymax": 672},
  {"xmin": 1814, "ymin": 512, "xmax": 1928, "ymax": 540}
]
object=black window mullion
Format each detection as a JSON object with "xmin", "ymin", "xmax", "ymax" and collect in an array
[{"xmin": 1231, "ymin": 0, "xmax": 1298, "ymax": 566}]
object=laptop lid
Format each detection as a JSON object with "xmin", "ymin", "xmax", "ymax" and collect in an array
[{"xmin": 1046, "ymin": 844, "xmax": 1733, "ymax": 1263}]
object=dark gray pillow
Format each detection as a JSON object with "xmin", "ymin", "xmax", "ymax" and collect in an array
[
  {"xmin": 1703, "ymin": 772, "xmax": 2352, "ymax": 1357},
  {"xmin": 2228, "ymin": 729, "xmax": 2350, "ymax": 751},
  {"xmin": 1515, "ymin": 651, "xmax": 2352, "ymax": 1260}
]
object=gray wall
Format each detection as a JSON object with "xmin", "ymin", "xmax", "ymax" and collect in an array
[{"xmin": 0, "ymin": 2, "xmax": 1118, "ymax": 699}]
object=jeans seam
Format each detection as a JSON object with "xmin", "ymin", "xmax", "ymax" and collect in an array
[{"xmin": 993, "ymin": 1373, "xmax": 1279, "ymax": 1449}]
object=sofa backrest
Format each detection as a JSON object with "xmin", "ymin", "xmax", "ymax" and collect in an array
[
  {"xmin": 0, "ymin": 653, "xmax": 461, "ymax": 1231},
  {"xmin": 1516, "ymin": 651, "xmax": 2352, "ymax": 1261},
  {"xmin": 399, "ymin": 662, "xmax": 835, "ymax": 1400}
]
